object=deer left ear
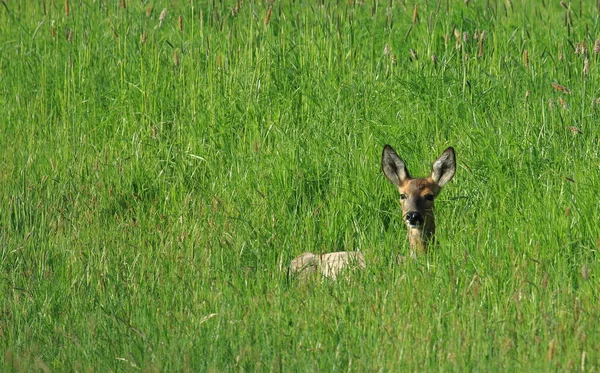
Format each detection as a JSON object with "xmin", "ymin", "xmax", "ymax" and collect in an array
[
  {"xmin": 430, "ymin": 147, "xmax": 456, "ymax": 187},
  {"xmin": 382, "ymin": 145, "xmax": 411, "ymax": 187}
]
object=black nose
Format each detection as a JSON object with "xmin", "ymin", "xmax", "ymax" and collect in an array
[{"xmin": 405, "ymin": 212, "xmax": 424, "ymax": 226}]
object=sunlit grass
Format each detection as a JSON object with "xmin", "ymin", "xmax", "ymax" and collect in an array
[{"xmin": 1, "ymin": 0, "xmax": 599, "ymax": 370}]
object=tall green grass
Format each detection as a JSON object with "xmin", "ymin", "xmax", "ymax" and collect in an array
[{"xmin": 1, "ymin": 0, "xmax": 599, "ymax": 370}]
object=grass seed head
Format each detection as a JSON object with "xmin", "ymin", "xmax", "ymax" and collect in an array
[
  {"xmin": 552, "ymin": 82, "xmax": 571, "ymax": 93},
  {"xmin": 409, "ymin": 48, "xmax": 418, "ymax": 60},
  {"xmin": 412, "ymin": 4, "xmax": 418, "ymax": 24},
  {"xmin": 141, "ymin": 31, "xmax": 147, "ymax": 44},
  {"xmin": 383, "ymin": 43, "xmax": 391, "ymax": 56},
  {"xmin": 146, "ymin": 6, "xmax": 152, "ymax": 17},
  {"xmin": 594, "ymin": 40, "xmax": 600, "ymax": 54},
  {"xmin": 159, "ymin": 8, "xmax": 167, "ymax": 27},
  {"xmin": 548, "ymin": 339, "xmax": 556, "ymax": 361},
  {"xmin": 583, "ymin": 58, "xmax": 589, "ymax": 76},
  {"xmin": 478, "ymin": 30, "xmax": 486, "ymax": 57},
  {"xmin": 541, "ymin": 272, "xmax": 549, "ymax": 288},
  {"xmin": 523, "ymin": 49, "xmax": 529, "ymax": 68},
  {"xmin": 121, "ymin": 0, "xmax": 126, "ymax": 9},
  {"xmin": 575, "ymin": 40, "xmax": 587, "ymax": 55},
  {"xmin": 178, "ymin": 15, "xmax": 183, "ymax": 32},
  {"xmin": 65, "ymin": 0, "xmax": 69, "ymax": 17},
  {"xmin": 174, "ymin": 50, "xmax": 180, "ymax": 66},
  {"xmin": 264, "ymin": 5, "xmax": 272, "ymax": 26},
  {"xmin": 558, "ymin": 97, "xmax": 568, "ymax": 109},
  {"xmin": 582, "ymin": 265, "xmax": 589, "ymax": 280}
]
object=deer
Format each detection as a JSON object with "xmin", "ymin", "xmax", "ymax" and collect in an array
[{"xmin": 289, "ymin": 144, "xmax": 456, "ymax": 279}]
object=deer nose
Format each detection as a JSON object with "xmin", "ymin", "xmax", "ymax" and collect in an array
[{"xmin": 405, "ymin": 212, "xmax": 424, "ymax": 226}]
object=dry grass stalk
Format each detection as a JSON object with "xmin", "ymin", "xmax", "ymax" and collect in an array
[
  {"xmin": 140, "ymin": 31, "xmax": 147, "ymax": 44},
  {"xmin": 454, "ymin": 29, "xmax": 461, "ymax": 49},
  {"xmin": 541, "ymin": 272, "xmax": 549, "ymax": 288},
  {"xmin": 383, "ymin": 43, "xmax": 391, "ymax": 56},
  {"xmin": 575, "ymin": 40, "xmax": 588, "ymax": 55},
  {"xmin": 523, "ymin": 49, "xmax": 529, "ymax": 68},
  {"xmin": 583, "ymin": 58, "xmax": 590, "ymax": 76},
  {"xmin": 232, "ymin": 2, "xmax": 241, "ymax": 17},
  {"xmin": 264, "ymin": 5, "xmax": 272, "ymax": 26},
  {"xmin": 548, "ymin": 339, "xmax": 556, "ymax": 361},
  {"xmin": 146, "ymin": 6, "xmax": 152, "ymax": 17},
  {"xmin": 412, "ymin": 4, "xmax": 418, "ymax": 24},
  {"xmin": 178, "ymin": 15, "xmax": 183, "ymax": 32},
  {"xmin": 582, "ymin": 264, "xmax": 589, "ymax": 280},
  {"xmin": 478, "ymin": 30, "xmax": 486, "ymax": 57},
  {"xmin": 121, "ymin": 0, "xmax": 126, "ymax": 9},
  {"xmin": 409, "ymin": 48, "xmax": 418, "ymax": 60},
  {"xmin": 174, "ymin": 50, "xmax": 179, "ymax": 66},
  {"xmin": 552, "ymin": 82, "xmax": 571, "ymax": 93},
  {"xmin": 65, "ymin": 0, "xmax": 69, "ymax": 17},
  {"xmin": 66, "ymin": 28, "xmax": 73, "ymax": 43},
  {"xmin": 558, "ymin": 97, "xmax": 568, "ymax": 109},
  {"xmin": 159, "ymin": 8, "xmax": 167, "ymax": 27}
]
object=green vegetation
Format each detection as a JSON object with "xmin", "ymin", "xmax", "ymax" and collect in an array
[{"xmin": 1, "ymin": 0, "xmax": 599, "ymax": 370}]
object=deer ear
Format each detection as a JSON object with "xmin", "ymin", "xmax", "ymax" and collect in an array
[
  {"xmin": 430, "ymin": 147, "xmax": 456, "ymax": 187},
  {"xmin": 382, "ymin": 145, "xmax": 410, "ymax": 186}
]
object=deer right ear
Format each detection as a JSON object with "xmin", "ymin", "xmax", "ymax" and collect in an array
[
  {"xmin": 382, "ymin": 145, "xmax": 410, "ymax": 186},
  {"xmin": 430, "ymin": 147, "xmax": 456, "ymax": 187}
]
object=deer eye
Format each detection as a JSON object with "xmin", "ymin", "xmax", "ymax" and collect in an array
[
  {"xmin": 424, "ymin": 194, "xmax": 434, "ymax": 201},
  {"xmin": 399, "ymin": 193, "xmax": 407, "ymax": 200}
]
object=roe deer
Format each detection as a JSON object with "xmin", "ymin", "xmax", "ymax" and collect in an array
[
  {"xmin": 381, "ymin": 145, "xmax": 456, "ymax": 258},
  {"xmin": 289, "ymin": 145, "xmax": 456, "ymax": 279}
]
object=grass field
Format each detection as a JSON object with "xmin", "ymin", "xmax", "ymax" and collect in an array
[{"xmin": 1, "ymin": 0, "xmax": 600, "ymax": 370}]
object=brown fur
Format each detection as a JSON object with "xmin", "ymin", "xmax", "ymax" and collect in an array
[{"xmin": 383, "ymin": 145, "xmax": 456, "ymax": 257}]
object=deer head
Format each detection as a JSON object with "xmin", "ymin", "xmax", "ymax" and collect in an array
[{"xmin": 382, "ymin": 145, "xmax": 456, "ymax": 257}]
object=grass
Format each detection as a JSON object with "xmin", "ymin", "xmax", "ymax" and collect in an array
[{"xmin": 1, "ymin": 0, "xmax": 600, "ymax": 370}]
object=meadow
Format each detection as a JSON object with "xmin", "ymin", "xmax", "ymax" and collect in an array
[{"xmin": 1, "ymin": 0, "xmax": 600, "ymax": 370}]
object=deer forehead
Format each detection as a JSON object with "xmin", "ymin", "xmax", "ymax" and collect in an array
[{"xmin": 398, "ymin": 178, "xmax": 440, "ymax": 196}]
